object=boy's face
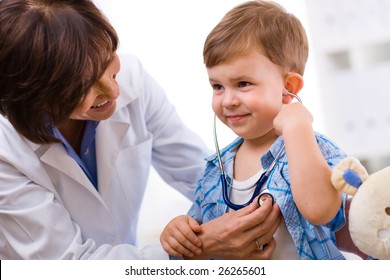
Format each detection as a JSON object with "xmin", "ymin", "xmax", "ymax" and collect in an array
[{"xmin": 207, "ymin": 50, "xmax": 285, "ymax": 140}]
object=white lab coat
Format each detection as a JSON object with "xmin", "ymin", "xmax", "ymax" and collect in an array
[{"xmin": 0, "ymin": 54, "xmax": 209, "ymax": 259}]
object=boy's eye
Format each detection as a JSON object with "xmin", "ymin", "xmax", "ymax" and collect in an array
[
  {"xmin": 238, "ymin": 81, "xmax": 251, "ymax": 88},
  {"xmin": 212, "ymin": 84, "xmax": 224, "ymax": 91}
]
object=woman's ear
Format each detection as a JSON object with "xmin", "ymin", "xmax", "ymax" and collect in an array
[{"xmin": 285, "ymin": 72, "xmax": 304, "ymax": 94}]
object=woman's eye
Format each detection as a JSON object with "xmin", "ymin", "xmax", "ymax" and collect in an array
[{"xmin": 238, "ymin": 81, "xmax": 251, "ymax": 88}]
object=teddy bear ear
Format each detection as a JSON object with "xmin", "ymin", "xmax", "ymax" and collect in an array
[{"xmin": 331, "ymin": 157, "xmax": 369, "ymax": 196}]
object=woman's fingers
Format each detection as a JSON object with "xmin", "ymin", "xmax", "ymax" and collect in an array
[
  {"xmin": 251, "ymin": 238, "xmax": 276, "ymax": 260},
  {"xmin": 246, "ymin": 202, "xmax": 282, "ymax": 245},
  {"xmin": 227, "ymin": 195, "xmax": 274, "ymax": 233}
]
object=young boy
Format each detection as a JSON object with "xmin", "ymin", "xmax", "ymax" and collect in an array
[{"xmin": 160, "ymin": 0, "xmax": 347, "ymax": 260}]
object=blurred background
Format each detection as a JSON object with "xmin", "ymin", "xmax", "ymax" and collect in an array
[{"xmin": 93, "ymin": 0, "xmax": 390, "ymax": 256}]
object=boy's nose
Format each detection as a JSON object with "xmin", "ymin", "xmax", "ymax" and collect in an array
[{"xmin": 222, "ymin": 89, "xmax": 239, "ymax": 108}]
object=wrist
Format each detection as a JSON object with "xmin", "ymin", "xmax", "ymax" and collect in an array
[
  {"xmin": 195, "ymin": 222, "xmax": 227, "ymax": 260},
  {"xmin": 282, "ymin": 121, "xmax": 312, "ymax": 137}
]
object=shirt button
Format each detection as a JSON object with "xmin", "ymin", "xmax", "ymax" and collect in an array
[{"xmin": 84, "ymin": 148, "xmax": 89, "ymax": 155}]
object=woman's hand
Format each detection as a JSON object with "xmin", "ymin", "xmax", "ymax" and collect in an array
[{"xmin": 187, "ymin": 195, "xmax": 281, "ymax": 259}]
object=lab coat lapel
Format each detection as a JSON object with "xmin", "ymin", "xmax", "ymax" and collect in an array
[
  {"xmin": 40, "ymin": 144, "xmax": 101, "ymax": 199},
  {"xmin": 35, "ymin": 142, "xmax": 120, "ymax": 240},
  {"xmin": 95, "ymin": 115, "xmax": 130, "ymax": 193},
  {"xmin": 95, "ymin": 80, "xmax": 134, "ymax": 193}
]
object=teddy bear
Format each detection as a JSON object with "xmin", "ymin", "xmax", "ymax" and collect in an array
[{"xmin": 331, "ymin": 156, "xmax": 390, "ymax": 259}]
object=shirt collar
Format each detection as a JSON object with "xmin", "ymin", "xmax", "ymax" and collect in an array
[
  {"xmin": 49, "ymin": 121, "xmax": 99, "ymax": 150},
  {"xmin": 207, "ymin": 136, "xmax": 287, "ymax": 171}
]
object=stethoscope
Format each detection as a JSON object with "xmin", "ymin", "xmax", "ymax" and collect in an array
[{"xmin": 213, "ymin": 90, "xmax": 302, "ymax": 210}]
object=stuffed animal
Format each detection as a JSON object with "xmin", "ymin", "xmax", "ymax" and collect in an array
[{"xmin": 331, "ymin": 157, "xmax": 390, "ymax": 259}]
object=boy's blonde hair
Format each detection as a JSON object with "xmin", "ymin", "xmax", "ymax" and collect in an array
[{"xmin": 203, "ymin": 0, "xmax": 308, "ymax": 75}]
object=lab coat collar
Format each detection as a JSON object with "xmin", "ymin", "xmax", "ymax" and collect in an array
[
  {"xmin": 38, "ymin": 143, "xmax": 103, "ymax": 201},
  {"xmin": 115, "ymin": 83, "xmax": 137, "ymax": 111},
  {"xmin": 25, "ymin": 72, "xmax": 136, "ymax": 199},
  {"xmin": 27, "ymin": 111, "xmax": 131, "ymax": 202}
]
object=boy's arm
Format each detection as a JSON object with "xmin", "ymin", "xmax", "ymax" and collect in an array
[
  {"xmin": 274, "ymin": 102, "xmax": 342, "ymax": 225},
  {"xmin": 160, "ymin": 215, "xmax": 202, "ymax": 258}
]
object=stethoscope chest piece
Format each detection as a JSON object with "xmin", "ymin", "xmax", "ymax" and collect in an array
[{"xmin": 257, "ymin": 192, "xmax": 275, "ymax": 207}]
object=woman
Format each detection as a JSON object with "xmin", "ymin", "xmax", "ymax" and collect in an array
[{"xmin": 0, "ymin": 0, "xmax": 280, "ymax": 259}]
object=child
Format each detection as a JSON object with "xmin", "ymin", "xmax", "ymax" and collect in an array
[{"xmin": 160, "ymin": 0, "xmax": 347, "ymax": 260}]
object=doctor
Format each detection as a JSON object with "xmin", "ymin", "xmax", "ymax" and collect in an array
[{"xmin": 0, "ymin": 0, "xmax": 280, "ymax": 259}]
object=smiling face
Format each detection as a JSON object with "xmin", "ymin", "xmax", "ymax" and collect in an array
[
  {"xmin": 69, "ymin": 53, "xmax": 121, "ymax": 121},
  {"xmin": 208, "ymin": 50, "xmax": 285, "ymax": 141}
]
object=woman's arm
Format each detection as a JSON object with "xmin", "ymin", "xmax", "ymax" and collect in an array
[{"xmin": 0, "ymin": 158, "xmax": 171, "ymax": 260}]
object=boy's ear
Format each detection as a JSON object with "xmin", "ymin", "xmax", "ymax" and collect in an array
[{"xmin": 284, "ymin": 72, "xmax": 304, "ymax": 94}]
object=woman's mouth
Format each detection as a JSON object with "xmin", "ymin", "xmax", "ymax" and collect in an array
[{"xmin": 90, "ymin": 100, "xmax": 113, "ymax": 110}]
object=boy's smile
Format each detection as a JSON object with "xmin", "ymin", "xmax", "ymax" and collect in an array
[{"xmin": 207, "ymin": 50, "xmax": 285, "ymax": 141}]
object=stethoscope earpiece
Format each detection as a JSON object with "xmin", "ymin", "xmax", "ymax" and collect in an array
[
  {"xmin": 282, "ymin": 88, "xmax": 291, "ymax": 96},
  {"xmin": 282, "ymin": 89, "xmax": 302, "ymax": 103}
]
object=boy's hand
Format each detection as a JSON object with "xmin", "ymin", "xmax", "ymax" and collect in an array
[
  {"xmin": 160, "ymin": 215, "xmax": 202, "ymax": 258},
  {"xmin": 273, "ymin": 102, "xmax": 313, "ymax": 136}
]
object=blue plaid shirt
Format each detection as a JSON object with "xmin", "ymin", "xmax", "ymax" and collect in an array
[{"xmin": 188, "ymin": 133, "xmax": 348, "ymax": 260}]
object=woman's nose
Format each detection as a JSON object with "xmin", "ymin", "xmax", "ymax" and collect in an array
[{"xmin": 101, "ymin": 74, "xmax": 119, "ymax": 99}]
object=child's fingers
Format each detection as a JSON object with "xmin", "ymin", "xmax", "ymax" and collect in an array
[
  {"xmin": 160, "ymin": 215, "xmax": 202, "ymax": 257},
  {"xmin": 175, "ymin": 225, "xmax": 202, "ymax": 255},
  {"xmin": 163, "ymin": 233, "xmax": 199, "ymax": 257},
  {"xmin": 188, "ymin": 218, "xmax": 201, "ymax": 232},
  {"xmin": 160, "ymin": 239, "xmax": 185, "ymax": 257},
  {"xmin": 187, "ymin": 217, "xmax": 203, "ymax": 246}
]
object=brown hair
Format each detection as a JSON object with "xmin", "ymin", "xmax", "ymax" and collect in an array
[
  {"xmin": 0, "ymin": 0, "xmax": 118, "ymax": 143},
  {"xmin": 203, "ymin": 0, "xmax": 308, "ymax": 75}
]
